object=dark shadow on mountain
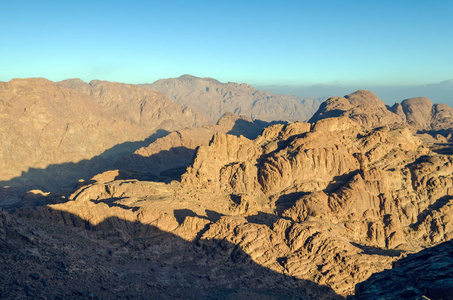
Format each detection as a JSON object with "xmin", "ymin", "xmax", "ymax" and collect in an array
[
  {"xmin": 174, "ymin": 209, "xmax": 200, "ymax": 225},
  {"xmin": 0, "ymin": 129, "xmax": 169, "ymax": 209},
  {"xmin": 351, "ymin": 240, "xmax": 453, "ymax": 300},
  {"xmin": 274, "ymin": 192, "xmax": 310, "ymax": 215},
  {"xmin": 227, "ymin": 119, "xmax": 286, "ymax": 140},
  {"xmin": 117, "ymin": 118, "xmax": 287, "ymax": 182},
  {"xmin": 3, "ymin": 205, "xmax": 344, "ymax": 299},
  {"xmin": 117, "ymin": 146, "xmax": 196, "ymax": 177},
  {"xmin": 410, "ymin": 195, "xmax": 453, "ymax": 230},
  {"xmin": 246, "ymin": 211, "xmax": 280, "ymax": 226},
  {"xmin": 350, "ymin": 242, "xmax": 404, "ymax": 257},
  {"xmin": 308, "ymin": 105, "xmax": 346, "ymax": 123},
  {"xmin": 173, "ymin": 209, "xmax": 223, "ymax": 226},
  {"xmin": 159, "ymin": 166, "xmax": 188, "ymax": 181},
  {"xmin": 429, "ymin": 142, "xmax": 453, "ymax": 155},
  {"xmin": 90, "ymin": 198, "xmax": 140, "ymax": 212},
  {"xmin": 205, "ymin": 209, "xmax": 223, "ymax": 222},
  {"xmin": 324, "ymin": 170, "xmax": 361, "ymax": 194}
]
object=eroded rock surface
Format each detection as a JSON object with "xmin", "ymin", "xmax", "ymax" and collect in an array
[
  {"xmin": 117, "ymin": 112, "xmax": 281, "ymax": 178},
  {"xmin": 17, "ymin": 114, "xmax": 453, "ymax": 297}
]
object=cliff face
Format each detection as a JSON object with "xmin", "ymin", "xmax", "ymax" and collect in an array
[
  {"xmin": 0, "ymin": 78, "xmax": 205, "ymax": 201},
  {"xmin": 143, "ymin": 74, "xmax": 323, "ymax": 123}
]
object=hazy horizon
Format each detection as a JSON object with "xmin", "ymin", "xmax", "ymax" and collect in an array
[
  {"xmin": 1, "ymin": 0, "xmax": 452, "ymax": 100},
  {"xmin": 256, "ymin": 79, "xmax": 453, "ymax": 106}
]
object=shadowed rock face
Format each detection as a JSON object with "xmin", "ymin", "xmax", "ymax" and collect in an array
[
  {"xmin": 310, "ymin": 90, "xmax": 453, "ymax": 138},
  {"xmin": 1, "ymin": 207, "xmax": 342, "ymax": 300},
  {"xmin": 0, "ymin": 78, "xmax": 206, "ymax": 201},
  {"xmin": 352, "ymin": 239, "xmax": 453, "ymax": 300},
  {"xmin": 143, "ymin": 74, "xmax": 323, "ymax": 123}
]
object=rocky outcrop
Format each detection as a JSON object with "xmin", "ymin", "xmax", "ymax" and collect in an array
[
  {"xmin": 309, "ymin": 90, "xmax": 404, "ymax": 129},
  {"xmin": 352, "ymin": 239, "xmax": 453, "ymax": 300},
  {"xmin": 310, "ymin": 90, "xmax": 453, "ymax": 139},
  {"xmin": 143, "ymin": 74, "xmax": 323, "ymax": 123}
]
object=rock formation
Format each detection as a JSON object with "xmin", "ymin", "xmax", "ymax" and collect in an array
[
  {"xmin": 143, "ymin": 74, "xmax": 323, "ymax": 123},
  {"xmin": 16, "ymin": 113, "xmax": 453, "ymax": 297},
  {"xmin": 310, "ymin": 90, "xmax": 453, "ymax": 139}
]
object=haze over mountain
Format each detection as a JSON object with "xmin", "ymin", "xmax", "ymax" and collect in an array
[
  {"xmin": 258, "ymin": 79, "xmax": 453, "ymax": 108},
  {"xmin": 143, "ymin": 75, "xmax": 323, "ymax": 123}
]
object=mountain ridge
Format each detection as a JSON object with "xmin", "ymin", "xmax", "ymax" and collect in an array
[{"xmin": 142, "ymin": 75, "xmax": 324, "ymax": 123}]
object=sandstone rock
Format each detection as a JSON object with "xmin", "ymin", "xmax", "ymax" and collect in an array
[
  {"xmin": 309, "ymin": 90, "xmax": 404, "ymax": 129},
  {"xmin": 14, "ymin": 103, "xmax": 453, "ymax": 297},
  {"xmin": 310, "ymin": 90, "xmax": 453, "ymax": 138}
]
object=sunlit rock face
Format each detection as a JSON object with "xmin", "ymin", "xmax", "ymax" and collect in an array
[
  {"xmin": 20, "ymin": 112, "xmax": 453, "ymax": 297},
  {"xmin": 310, "ymin": 90, "xmax": 453, "ymax": 138}
]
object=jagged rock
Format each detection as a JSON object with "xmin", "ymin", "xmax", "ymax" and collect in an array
[
  {"xmin": 310, "ymin": 90, "xmax": 453, "ymax": 138},
  {"xmin": 12, "ymin": 92, "xmax": 453, "ymax": 298},
  {"xmin": 309, "ymin": 90, "xmax": 404, "ymax": 129}
]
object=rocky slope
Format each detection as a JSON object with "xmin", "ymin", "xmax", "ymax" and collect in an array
[
  {"xmin": 15, "ymin": 112, "xmax": 453, "ymax": 297},
  {"xmin": 143, "ymin": 75, "xmax": 323, "ymax": 123},
  {"xmin": 352, "ymin": 239, "xmax": 453, "ymax": 299},
  {"xmin": 0, "ymin": 78, "xmax": 205, "ymax": 204},
  {"xmin": 5, "ymin": 89, "xmax": 453, "ymax": 298},
  {"xmin": 310, "ymin": 90, "xmax": 453, "ymax": 139}
]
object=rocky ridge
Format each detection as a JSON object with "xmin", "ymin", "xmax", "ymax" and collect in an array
[
  {"xmin": 20, "ymin": 114, "xmax": 453, "ymax": 297},
  {"xmin": 143, "ymin": 74, "xmax": 323, "ymax": 123},
  {"xmin": 310, "ymin": 90, "xmax": 453, "ymax": 139}
]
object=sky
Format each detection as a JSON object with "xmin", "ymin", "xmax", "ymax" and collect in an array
[{"xmin": 1, "ymin": 0, "xmax": 452, "ymax": 103}]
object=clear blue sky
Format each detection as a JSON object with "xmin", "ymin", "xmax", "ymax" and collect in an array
[{"xmin": 1, "ymin": 0, "xmax": 452, "ymax": 86}]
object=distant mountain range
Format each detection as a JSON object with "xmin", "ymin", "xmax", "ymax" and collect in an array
[
  {"xmin": 258, "ymin": 79, "xmax": 453, "ymax": 107},
  {"xmin": 142, "ymin": 75, "xmax": 324, "ymax": 123}
]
